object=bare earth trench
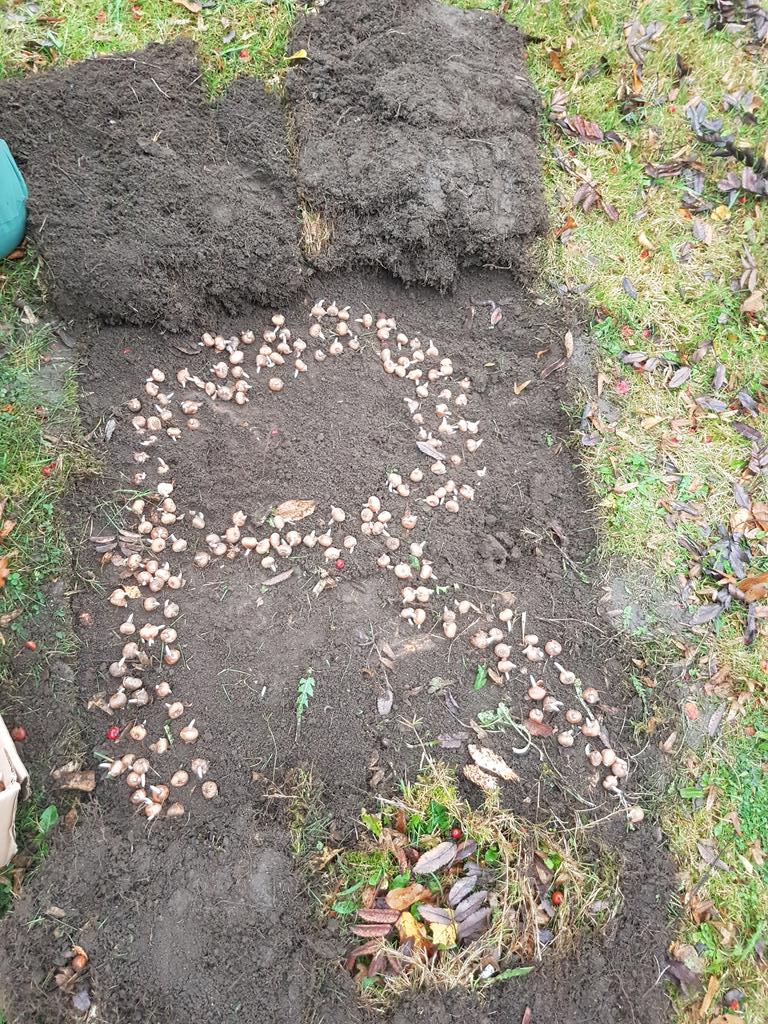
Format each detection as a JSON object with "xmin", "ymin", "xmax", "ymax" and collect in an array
[{"xmin": 0, "ymin": 3, "xmax": 674, "ymax": 1022}]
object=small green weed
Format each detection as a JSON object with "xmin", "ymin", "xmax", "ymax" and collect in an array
[
  {"xmin": 0, "ymin": 796, "xmax": 58, "ymax": 917},
  {"xmin": 295, "ymin": 669, "xmax": 315, "ymax": 738}
]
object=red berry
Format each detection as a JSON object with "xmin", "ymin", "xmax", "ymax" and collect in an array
[
  {"xmin": 10, "ymin": 725, "xmax": 27, "ymax": 742},
  {"xmin": 551, "ymin": 890, "xmax": 564, "ymax": 906},
  {"xmin": 106, "ymin": 725, "xmax": 121, "ymax": 741},
  {"xmin": 450, "ymin": 826, "xmax": 463, "ymax": 840},
  {"xmin": 335, "ymin": 558, "xmax": 345, "ymax": 570},
  {"xmin": 24, "ymin": 639, "xmax": 37, "ymax": 651},
  {"xmin": 729, "ymin": 1001, "xmax": 740, "ymax": 1011},
  {"xmin": 42, "ymin": 465, "xmax": 52, "ymax": 477}
]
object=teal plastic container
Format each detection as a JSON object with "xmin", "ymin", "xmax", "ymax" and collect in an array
[{"xmin": 0, "ymin": 140, "xmax": 28, "ymax": 258}]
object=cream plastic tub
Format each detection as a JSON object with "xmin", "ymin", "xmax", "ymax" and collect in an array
[{"xmin": 0, "ymin": 714, "xmax": 28, "ymax": 868}]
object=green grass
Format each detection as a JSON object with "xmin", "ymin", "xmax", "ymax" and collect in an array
[
  {"xmin": 664, "ymin": 708, "xmax": 768, "ymax": 1021},
  {"xmin": 0, "ymin": 258, "xmax": 86, "ymax": 655},
  {"xmin": 0, "ymin": 796, "xmax": 58, "ymax": 917},
  {"xmin": 448, "ymin": 1, "xmax": 768, "ymax": 1017},
  {"xmin": 0, "ymin": 0, "xmax": 301, "ymax": 93}
]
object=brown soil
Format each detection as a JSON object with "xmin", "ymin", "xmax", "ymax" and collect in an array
[
  {"xmin": 287, "ymin": 0, "xmax": 548, "ymax": 287},
  {"xmin": 0, "ymin": 12, "xmax": 673, "ymax": 1024},
  {"xmin": 0, "ymin": 41, "xmax": 304, "ymax": 332}
]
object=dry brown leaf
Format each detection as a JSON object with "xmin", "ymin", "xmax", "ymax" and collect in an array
[
  {"xmin": 563, "ymin": 330, "xmax": 574, "ymax": 358},
  {"xmin": 385, "ymin": 883, "xmax": 430, "ymax": 910},
  {"xmin": 698, "ymin": 974, "xmax": 719, "ymax": 1018},
  {"xmin": 262, "ymin": 568, "xmax": 294, "ymax": 586},
  {"xmin": 513, "ymin": 380, "xmax": 531, "ymax": 395},
  {"xmin": 0, "ymin": 519, "xmax": 16, "ymax": 540},
  {"xmin": 0, "ymin": 608, "xmax": 21, "ymax": 627},
  {"xmin": 273, "ymin": 499, "xmax": 316, "ymax": 522},
  {"xmin": 463, "ymin": 763, "xmax": 498, "ymax": 792},
  {"xmin": 0, "ymin": 555, "xmax": 10, "ymax": 590},
  {"xmin": 357, "ymin": 907, "xmax": 401, "ymax": 924},
  {"xmin": 741, "ymin": 289, "xmax": 764, "ymax": 314},
  {"xmin": 736, "ymin": 570, "xmax": 768, "ymax": 603},
  {"xmin": 174, "ymin": 0, "xmax": 202, "ymax": 11},
  {"xmin": 468, "ymin": 743, "xmax": 519, "ymax": 782},
  {"xmin": 350, "ymin": 922, "xmax": 394, "ymax": 938},
  {"xmin": 751, "ymin": 503, "xmax": 768, "ymax": 530}
]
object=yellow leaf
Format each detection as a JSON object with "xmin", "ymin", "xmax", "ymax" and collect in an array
[
  {"xmin": 396, "ymin": 911, "xmax": 428, "ymax": 949},
  {"xmin": 711, "ymin": 205, "xmax": 731, "ymax": 222},
  {"xmin": 287, "ymin": 49, "xmax": 308, "ymax": 60},
  {"xmin": 430, "ymin": 921, "xmax": 457, "ymax": 948}
]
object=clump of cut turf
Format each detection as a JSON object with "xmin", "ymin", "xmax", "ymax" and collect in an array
[{"xmin": 307, "ymin": 762, "xmax": 620, "ymax": 1003}]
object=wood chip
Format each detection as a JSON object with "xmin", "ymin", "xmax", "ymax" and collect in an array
[
  {"xmin": 462, "ymin": 763, "xmax": 498, "ymax": 792},
  {"xmin": 468, "ymin": 743, "xmax": 519, "ymax": 782}
]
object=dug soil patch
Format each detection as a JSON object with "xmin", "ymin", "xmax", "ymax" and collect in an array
[
  {"xmin": 0, "ymin": 11, "xmax": 672, "ymax": 1024},
  {"xmin": 0, "ymin": 40, "xmax": 303, "ymax": 331}
]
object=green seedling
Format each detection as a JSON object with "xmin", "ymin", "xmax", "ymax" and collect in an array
[{"xmin": 295, "ymin": 669, "xmax": 315, "ymax": 738}]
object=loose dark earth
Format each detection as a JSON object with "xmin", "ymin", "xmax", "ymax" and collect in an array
[{"xmin": 0, "ymin": 3, "xmax": 673, "ymax": 1023}]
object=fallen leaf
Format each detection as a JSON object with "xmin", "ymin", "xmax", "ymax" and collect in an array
[
  {"xmin": 287, "ymin": 48, "xmax": 308, "ymax": 60},
  {"xmin": 463, "ymin": 763, "xmax": 498, "ymax": 792},
  {"xmin": 344, "ymin": 940, "xmax": 380, "ymax": 971},
  {"xmin": 454, "ymin": 890, "xmax": 489, "ymax": 921},
  {"xmin": 457, "ymin": 907, "xmax": 490, "ymax": 940},
  {"xmin": 377, "ymin": 689, "xmax": 394, "ymax": 716},
  {"xmin": 273, "ymin": 499, "xmax": 316, "ymax": 522},
  {"xmin": 357, "ymin": 907, "xmax": 401, "ymax": 924},
  {"xmin": 524, "ymin": 716, "xmax": 554, "ymax": 737},
  {"xmin": 736, "ymin": 570, "xmax": 768, "ymax": 603},
  {"xmin": 430, "ymin": 920, "xmax": 457, "ymax": 947},
  {"xmin": 417, "ymin": 904, "xmax": 453, "ymax": 924},
  {"xmin": 697, "ymin": 970, "xmax": 720, "ymax": 1019},
  {"xmin": 262, "ymin": 568, "xmax": 294, "ymax": 586},
  {"xmin": 437, "ymin": 732, "xmax": 468, "ymax": 749},
  {"xmin": 741, "ymin": 290, "xmax": 764, "ymax": 314},
  {"xmin": 385, "ymin": 883, "xmax": 430, "ymax": 910},
  {"xmin": 0, "ymin": 555, "xmax": 10, "ymax": 589},
  {"xmin": 416, "ymin": 440, "xmax": 443, "ymax": 461},
  {"xmin": 448, "ymin": 875, "xmax": 478, "ymax": 907},
  {"xmin": 396, "ymin": 911, "xmax": 429, "ymax": 949},
  {"xmin": 668, "ymin": 367, "xmax": 692, "ymax": 389},
  {"xmin": 350, "ymin": 922, "xmax": 394, "ymax": 938},
  {"xmin": 514, "ymin": 380, "xmax": 531, "ymax": 395},
  {"xmin": 413, "ymin": 841, "xmax": 457, "ymax": 875},
  {"xmin": 563, "ymin": 331, "xmax": 574, "ymax": 358},
  {"xmin": 174, "ymin": 0, "xmax": 201, "ymax": 11},
  {"xmin": 468, "ymin": 744, "xmax": 519, "ymax": 782}
]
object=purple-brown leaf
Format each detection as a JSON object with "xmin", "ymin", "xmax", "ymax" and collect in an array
[
  {"xmin": 448, "ymin": 875, "xmax": 478, "ymax": 908},
  {"xmin": 455, "ymin": 890, "xmax": 489, "ymax": 921},
  {"xmin": 351, "ymin": 923, "xmax": 395, "ymax": 938},
  {"xmin": 413, "ymin": 841, "xmax": 457, "ymax": 875},
  {"xmin": 357, "ymin": 907, "xmax": 401, "ymax": 924}
]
